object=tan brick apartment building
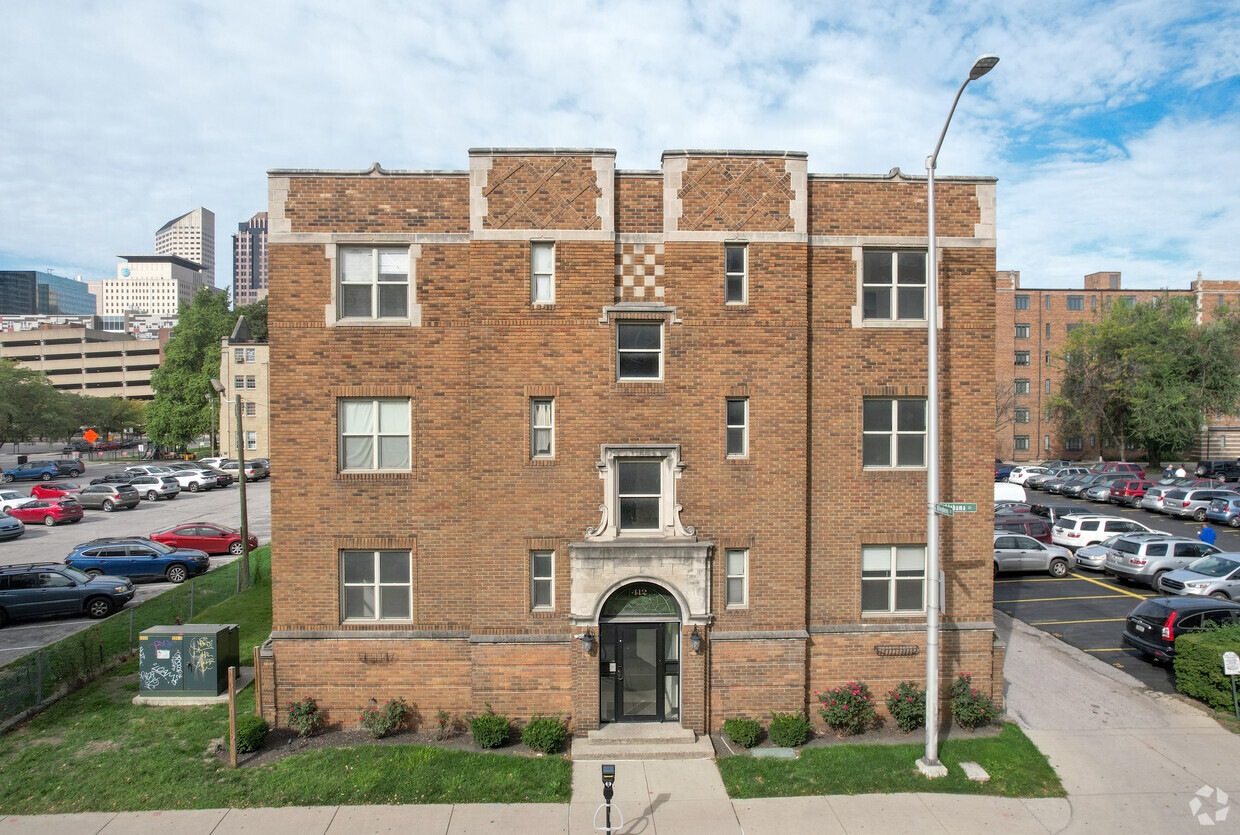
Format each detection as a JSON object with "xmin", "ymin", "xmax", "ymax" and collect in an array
[
  {"xmin": 261, "ymin": 148, "xmax": 1001, "ymax": 736},
  {"xmin": 216, "ymin": 316, "xmax": 269, "ymax": 459},
  {"xmin": 996, "ymin": 271, "xmax": 1240, "ymax": 462}
]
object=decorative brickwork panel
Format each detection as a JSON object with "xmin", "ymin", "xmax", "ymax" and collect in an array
[
  {"xmin": 482, "ymin": 156, "xmax": 602, "ymax": 230},
  {"xmin": 281, "ymin": 175, "xmax": 469, "ymax": 234},
  {"xmin": 678, "ymin": 158, "xmax": 796, "ymax": 232},
  {"xmin": 614, "ymin": 242, "xmax": 665, "ymax": 302}
]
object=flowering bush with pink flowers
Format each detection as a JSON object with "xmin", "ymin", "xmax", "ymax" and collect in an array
[
  {"xmin": 884, "ymin": 681, "xmax": 927, "ymax": 733},
  {"xmin": 359, "ymin": 697, "xmax": 409, "ymax": 739},
  {"xmin": 816, "ymin": 681, "xmax": 877, "ymax": 737},
  {"xmin": 950, "ymin": 673, "xmax": 997, "ymax": 730}
]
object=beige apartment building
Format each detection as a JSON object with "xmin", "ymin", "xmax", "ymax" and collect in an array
[
  {"xmin": 101, "ymin": 256, "xmax": 209, "ymax": 317},
  {"xmin": 996, "ymin": 271, "xmax": 1240, "ymax": 462},
  {"xmin": 0, "ymin": 323, "xmax": 163, "ymax": 399},
  {"xmin": 217, "ymin": 316, "xmax": 268, "ymax": 458}
]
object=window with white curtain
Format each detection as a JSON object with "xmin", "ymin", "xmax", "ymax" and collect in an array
[
  {"xmin": 531, "ymin": 243, "xmax": 554, "ymax": 304},
  {"xmin": 339, "ymin": 399, "xmax": 411, "ymax": 471},
  {"xmin": 341, "ymin": 550, "xmax": 411, "ymax": 621},
  {"xmin": 530, "ymin": 398, "xmax": 554, "ymax": 459},
  {"xmin": 339, "ymin": 247, "xmax": 409, "ymax": 319}
]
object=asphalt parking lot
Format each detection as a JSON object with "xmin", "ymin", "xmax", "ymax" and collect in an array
[{"xmin": 995, "ymin": 490, "xmax": 1240, "ymax": 695}]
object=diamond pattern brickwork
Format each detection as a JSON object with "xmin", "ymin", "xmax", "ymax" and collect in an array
[
  {"xmin": 677, "ymin": 158, "xmax": 795, "ymax": 232},
  {"xmin": 482, "ymin": 156, "xmax": 602, "ymax": 230},
  {"xmin": 614, "ymin": 242, "xmax": 664, "ymax": 301}
]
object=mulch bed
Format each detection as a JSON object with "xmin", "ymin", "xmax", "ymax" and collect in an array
[{"xmin": 710, "ymin": 719, "xmax": 1003, "ymax": 757}]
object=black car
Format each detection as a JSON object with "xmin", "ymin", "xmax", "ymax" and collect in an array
[
  {"xmin": 1029, "ymin": 504, "xmax": 1081, "ymax": 524},
  {"xmin": 90, "ymin": 471, "xmax": 138, "ymax": 486},
  {"xmin": 51, "ymin": 459, "xmax": 86, "ymax": 478},
  {"xmin": 1204, "ymin": 462, "xmax": 1240, "ymax": 483},
  {"xmin": 61, "ymin": 440, "xmax": 94, "ymax": 455},
  {"xmin": 0, "ymin": 562, "xmax": 135, "ymax": 625},
  {"xmin": 1121, "ymin": 596, "xmax": 1240, "ymax": 662}
]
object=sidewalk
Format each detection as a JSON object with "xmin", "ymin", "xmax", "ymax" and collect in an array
[{"xmin": 3, "ymin": 610, "xmax": 1240, "ymax": 833}]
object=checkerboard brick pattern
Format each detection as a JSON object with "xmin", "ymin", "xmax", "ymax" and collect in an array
[{"xmin": 614, "ymin": 243, "xmax": 664, "ymax": 301}]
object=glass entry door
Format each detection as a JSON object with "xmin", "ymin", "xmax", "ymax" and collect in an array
[{"xmin": 599, "ymin": 623, "xmax": 680, "ymax": 723}]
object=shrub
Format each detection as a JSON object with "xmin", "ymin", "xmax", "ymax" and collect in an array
[
  {"xmin": 767, "ymin": 710, "xmax": 812, "ymax": 747},
  {"xmin": 722, "ymin": 717, "xmax": 762, "ymax": 748},
  {"xmin": 435, "ymin": 709, "xmax": 454, "ymax": 740},
  {"xmin": 1174, "ymin": 624, "xmax": 1240, "ymax": 710},
  {"xmin": 287, "ymin": 696, "xmax": 322, "ymax": 738},
  {"xmin": 469, "ymin": 704, "xmax": 512, "ymax": 749},
  {"xmin": 359, "ymin": 697, "xmax": 409, "ymax": 739},
  {"xmin": 817, "ymin": 681, "xmax": 877, "ymax": 737},
  {"xmin": 950, "ymin": 673, "xmax": 998, "ymax": 730},
  {"xmin": 884, "ymin": 681, "xmax": 927, "ymax": 733},
  {"xmin": 236, "ymin": 714, "xmax": 269, "ymax": 753},
  {"xmin": 521, "ymin": 713, "xmax": 569, "ymax": 754}
]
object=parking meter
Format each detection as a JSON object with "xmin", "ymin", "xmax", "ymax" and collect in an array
[{"xmin": 596, "ymin": 764, "xmax": 618, "ymax": 831}]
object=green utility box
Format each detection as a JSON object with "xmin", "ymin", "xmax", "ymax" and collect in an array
[{"xmin": 138, "ymin": 624, "xmax": 240, "ymax": 697}]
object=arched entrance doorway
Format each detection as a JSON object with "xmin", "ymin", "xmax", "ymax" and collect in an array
[{"xmin": 598, "ymin": 582, "xmax": 681, "ymax": 723}]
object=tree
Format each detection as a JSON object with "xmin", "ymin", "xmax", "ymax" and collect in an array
[
  {"xmin": 232, "ymin": 297, "xmax": 267, "ymax": 341},
  {"xmin": 1049, "ymin": 296, "xmax": 1240, "ymax": 468},
  {"xmin": 146, "ymin": 288, "xmax": 233, "ymax": 446},
  {"xmin": 0, "ymin": 360, "xmax": 61, "ymax": 449}
]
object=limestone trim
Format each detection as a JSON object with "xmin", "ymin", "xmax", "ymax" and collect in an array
[
  {"xmin": 585, "ymin": 444, "xmax": 696, "ymax": 541},
  {"xmin": 848, "ymin": 243, "xmax": 945, "ymax": 330},
  {"xmin": 469, "ymin": 150, "xmax": 616, "ymax": 240},
  {"xmin": 708, "ymin": 630, "xmax": 809, "ymax": 641},
  {"xmin": 268, "ymin": 177, "xmax": 290, "ymax": 235},
  {"xmin": 270, "ymin": 232, "xmax": 468, "ymax": 246},
  {"xmin": 468, "ymin": 634, "xmax": 571, "ymax": 644},
  {"xmin": 811, "ymin": 235, "xmax": 996, "ymax": 249},
  {"xmin": 269, "ymin": 629, "xmax": 469, "ymax": 640},
  {"xmin": 975, "ymin": 183, "xmax": 997, "ymax": 239},
  {"xmin": 808, "ymin": 621, "xmax": 994, "ymax": 634},
  {"xmin": 568, "ymin": 541, "xmax": 714, "ymax": 627}
]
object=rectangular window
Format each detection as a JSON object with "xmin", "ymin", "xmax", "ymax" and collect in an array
[
  {"xmin": 1091, "ymin": 295, "xmax": 1097, "ymax": 309},
  {"xmin": 1015, "ymin": 379, "xmax": 1030, "ymax": 395},
  {"xmin": 1044, "ymin": 435, "xmax": 1051, "ymax": 450},
  {"xmin": 1014, "ymin": 351, "xmax": 1030, "ymax": 366},
  {"xmin": 1066, "ymin": 437, "xmax": 1083, "ymax": 451},
  {"xmin": 530, "ymin": 398, "xmax": 554, "ymax": 459},
  {"xmin": 1045, "ymin": 408, "xmax": 1052, "ymax": 421},
  {"xmin": 234, "ymin": 348, "xmax": 244, "ymax": 363},
  {"xmin": 861, "ymin": 545, "xmax": 926, "ymax": 613},
  {"xmin": 1046, "ymin": 322, "xmax": 1052, "ymax": 338},
  {"xmin": 234, "ymin": 375, "xmax": 244, "ymax": 390},
  {"xmin": 618, "ymin": 459, "xmax": 661, "ymax": 531},
  {"xmin": 1045, "ymin": 296, "xmax": 1052, "ymax": 310},
  {"xmin": 1066, "ymin": 323, "xmax": 1080, "ymax": 333},
  {"xmin": 245, "ymin": 375, "xmax": 256, "ymax": 389},
  {"xmin": 1067, "ymin": 295, "xmax": 1084, "ymax": 310},
  {"xmin": 341, "ymin": 550, "xmax": 411, "ymax": 621},
  {"xmin": 1015, "ymin": 408, "xmax": 1030, "ymax": 424},
  {"xmin": 245, "ymin": 431, "xmax": 257, "ymax": 451},
  {"xmin": 339, "ymin": 247, "xmax": 409, "ymax": 319},
  {"xmin": 726, "ymin": 398, "xmax": 748, "ymax": 457},
  {"xmin": 1015, "ymin": 323, "xmax": 1030, "ymax": 339},
  {"xmin": 725, "ymin": 244, "xmax": 747, "ymax": 304},
  {"xmin": 245, "ymin": 347, "xmax": 256, "ymax": 363},
  {"xmin": 863, "ymin": 398, "xmax": 926, "ymax": 468},
  {"xmin": 339, "ymin": 399, "xmax": 411, "ymax": 471},
  {"xmin": 530, "ymin": 550, "xmax": 554, "ymax": 610},
  {"xmin": 245, "ymin": 401, "xmax": 256, "ymax": 417},
  {"xmin": 617, "ymin": 322, "xmax": 662, "ymax": 380},
  {"xmin": 531, "ymin": 242, "xmax": 554, "ymax": 305},
  {"xmin": 862, "ymin": 251, "xmax": 926, "ymax": 320},
  {"xmin": 1014, "ymin": 435, "xmax": 1030, "ymax": 451},
  {"xmin": 725, "ymin": 548, "xmax": 748, "ymax": 607},
  {"xmin": 1015, "ymin": 294, "xmax": 1029, "ymax": 310},
  {"xmin": 1045, "ymin": 379, "xmax": 1052, "ymax": 394}
]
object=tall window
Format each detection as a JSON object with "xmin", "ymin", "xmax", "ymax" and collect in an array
[
  {"xmin": 530, "ymin": 398, "xmax": 554, "ymax": 459},
  {"xmin": 245, "ymin": 375, "xmax": 256, "ymax": 389},
  {"xmin": 1015, "ymin": 408, "xmax": 1030, "ymax": 424},
  {"xmin": 1015, "ymin": 379, "xmax": 1030, "ymax": 395},
  {"xmin": 1045, "ymin": 351, "xmax": 1051, "ymax": 365},
  {"xmin": 1067, "ymin": 295, "xmax": 1084, "ymax": 310},
  {"xmin": 861, "ymin": 545, "xmax": 926, "ymax": 613},
  {"xmin": 339, "ymin": 399, "xmax": 411, "ymax": 471},
  {"xmin": 1014, "ymin": 351, "xmax": 1030, "ymax": 366},
  {"xmin": 530, "ymin": 550, "xmax": 554, "ymax": 610},
  {"xmin": 245, "ymin": 401, "xmax": 256, "ymax": 417},
  {"xmin": 245, "ymin": 431, "xmax": 257, "ymax": 451},
  {"xmin": 341, "ymin": 550, "xmax": 411, "ymax": 621},
  {"xmin": 234, "ymin": 375, "xmax": 244, "ymax": 390},
  {"xmin": 725, "ymin": 244, "xmax": 747, "ymax": 304},
  {"xmin": 617, "ymin": 322, "xmax": 662, "ymax": 380},
  {"xmin": 1015, "ymin": 294, "xmax": 1029, "ymax": 310},
  {"xmin": 1046, "ymin": 322, "xmax": 1052, "ymax": 338},
  {"xmin": 725, "ymin": 548, "xmax": 748, "ymax": 607},
  {"xmin": 1045, "ymin": 379, "xmax": 1052, "ymax": 394},
  {"xmin": 234, "ymin": 348, "xmax": 244, "ymax": 363},
  {"xmin": 339, "ymin": 247, "xmax": 409, "ymax": 319},
  {"xmin": 1045, "ymin": 296, "xmax": 1052, "ymax": 310},
  {"xmin": 862, "ymin": 251, "xmax": 926, "ymax": 320},
  {"xmin": 531, "ymin": 243, "xmax": 554, "ymax": 304},
  {"xmin": 863, "ymin": 399, "xmax": 926, "ymax": 468},
  {"xmin": 726, "ymin": 398, "xmax": 748, "ymax": 457},
  {"xmin": 1015, "ymin": 323, "xmax": 1030, "ymax": 338},
  {"xmin": 1014, "ymin": 435, "xmax": 1030, "ymax": 451},
  {"xmin": 618, "ymin": 460, "xmax": 661, "ymax": 531},
  {"xmin": 245, "ymin": 347, "xmax": 256, "ymax": 362},
  {"xmin": 1044, "ymin": 435, "xmax": 1050, "ymax": 450}
]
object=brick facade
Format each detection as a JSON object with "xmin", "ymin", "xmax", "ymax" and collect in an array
[{"xmin": 265, "ymin": 148, "xmax": 1000, "ymax": 736}]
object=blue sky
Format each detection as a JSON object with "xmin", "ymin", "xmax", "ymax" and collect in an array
[{"xmin": 1, "ymin": 0, "xmax": 1237, "ymax": 291}]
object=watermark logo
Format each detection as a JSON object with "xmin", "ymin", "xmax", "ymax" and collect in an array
[{"xmin": 1190, "ymin": 785, "xmax": 1230, "ymax": 826}]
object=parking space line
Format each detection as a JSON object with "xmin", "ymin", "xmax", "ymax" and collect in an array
[
  {"xmin": 1031, "ymin": 617, "xmax": 1125, "ymax": 626},
  {"xmin": 995, "ymin": 577, "xmax": 1095, "ymax": 583},
  {"xmin": 1067, "ymin": 571, "xmax": 1149, "ymax": 601},
  {"xmin": 1083, "ymin": 648, "xmax": 1127, "ymax": 653},
  {"xmin": 1002, "ymin": 594, "xmax": 1134, "ymax": 603}
]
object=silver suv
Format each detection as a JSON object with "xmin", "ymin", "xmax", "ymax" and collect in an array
[
  {"xmin": 128, "ymin": 474, "xmax": 181, "ymax": 501},
  {"xmin": 1104, "ymin": 534, "xmax": 1222, "ymax": 588},
  {"xmin": 1157, "ymin": 554, "xmax": 1240, "ymax": 599},
  {"xmin": 1159, "ymin": 488, "xmax": 1240, "ymax": 522},
  {"xmin": 994, "ymin": 533, "xmax": 1072, "ymax": 578}
]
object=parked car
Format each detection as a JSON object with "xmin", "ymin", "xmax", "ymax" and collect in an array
[
  {"xmin": 1061, "ymin": 473, "xmax": 1123, "ymax": 498},
  {"xmin": 1074, "ymin": 534, "xmax": 1126, "ymax": 571},
  {"xmin": 0, "ymin": 514, "xmax": 24, "ymax": 542},
  {"xmin": 1006, "ymin": 466, "xmax": 1047, "ymax": 486},
  {"xmin": 994, "ymin": 503, "xmax": 1033, "ymax": 516},
  {"xmin": 994, "ymin": 533, "xmax": 1072, "ymax": 578},
  {"xmin": 1109, "ymin": 480, "xmax": 1153, "ymax": 508},
  {"xmin": 1083, "ymin": 476, "xmax": 1129, "ymax": 503},
  {"xmin": 6, "ymin": 498, "xmax": 83, "ymax": 527},
  {"xmin": 1203, "ymin": 462, "xmax": 1240, "ymax": 483},
  {"xmin": 203, "ymin": 467, "xmax": 233, "ymax": 488},
  {"xmin": 127, "ymin": 475, "xmax": 181, "ymax": 502},
  {"xmin": 4, "ymin": 460, "xmax": 69, "ymax": 482},
  {"xmin": 62, "ymin": 439, "xmax": 94, "ymax": 453},
  {"xmin": 1159, "ymin": 488, "xmax": 1240, "ymax": 522},
  {"xmin": 1038, "ymin": 460, "xmax": 1072, "ymax": 470},
  {"xmin": 149, "ymin": 522, "xmax": 259, "ymax": 556},
  {"xmin": 90, "ymin": 471, "xmax": 139, "ymax": 486},
  {"xmin": 1139, "ymin": 484, "xmax": 1176, "ymax": 513},
  {"xmin": 250, "ymin": 458, "xmax": 270, "ymax": 476},
  {"xmin": 1051, "ymin": 514, "xmax": 1162, "ymax": 551},
  {"xmin": 1205, "ymin": 496, "xmax": 1240, "ymax": 528},
  {"xmin": 1026, "ymin": 466, "xmax": 1089, "ymax": 491},
  {"xmin": 64, "ymin": 538, "xmax": 210, "ymax": 584},
  {"xmin": 74, "ymin": 484, "xmax": 141, "ymax": 512},
  {"xmin": 1089, "ymin": 462, "xmax": 1146, "ymax": 478},
  {"xmin": 0, "ymin": 562, "xmax": 135, "ymax": 625},
  {"xmin": 1047, "ymin": 473, "xmax": 1092, "ymax": 495},
  {"xmin": 197, "ymin": 457, "xmax": 229, "ymax": 470},
  {"xmin": 30, "ymin": 482, "xmax": 83, "ymax": 500},
  {"xmin": 994, "ymin": 513, "xmax": 1054, "ymax": 544},
  {"xmin": 1121, "ymin": 596, "xmax": 1240, "ymax": 662},
  {"xmin": 95, "ymin": 440, "xmax": 120, "ymax": 451},
  {"xmin": 1029, "ymin": 504, "xmax": 1081, "ymax": 525},
  {"xmin": 1196, "ymin": 460, "xmax": 1239, "ymax": 478},
  {"xmin": 1157, "ymin": 554, "xmax": 1240, "ymax": 599},
  {"xmin": 0, "ymin": 490, "xmax": 32, "ymax": 513},
  {"xmin": 217, "ymin": 459, "xmax": 267, "ymax": 480},
  {"xmin": 124, "ymin": 465, "xmax": 175, "ymax": 477},
  {"xmin": 1104, "ymin": 534, "xmax": 1222, "ymax": 588},
  {"xmin": 163, "ymin": 468, "xmax": 217, "ymax": 493}
]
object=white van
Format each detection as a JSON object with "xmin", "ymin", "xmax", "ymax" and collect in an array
[{"xmin": 995, "ymin": 483, "xmax": 1027, "ymax": 504}]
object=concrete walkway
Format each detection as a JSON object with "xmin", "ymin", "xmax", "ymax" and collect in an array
[{"xmin": 3, "ymin": 610, "xmax": 1240, "ymax": 833}]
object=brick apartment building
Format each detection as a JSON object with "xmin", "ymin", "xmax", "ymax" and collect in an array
[
  {"xmin": 996, "ymin": 271, "xmax": 1240, "ymax": 462},
  {"xmin": 260, "ymin": 148, "xmax": 1002, "ymax": 736}
]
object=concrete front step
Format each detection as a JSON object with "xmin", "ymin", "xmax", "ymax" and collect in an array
[
  {"xmin": 574, "ymin": 723, "xmax": 714, "ymax": 760},
  {"xmin": 585, "ymin": 723, "xmax": 698, "ymax": 746}
]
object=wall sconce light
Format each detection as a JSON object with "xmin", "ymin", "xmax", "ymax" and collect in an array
[
  {"xmin": 690, "ymin": 626, "xmax": 703, "ymax": 654},
  {"xmin": 579, "ymin": 629, "xmax": 595, "ymax": 653}
]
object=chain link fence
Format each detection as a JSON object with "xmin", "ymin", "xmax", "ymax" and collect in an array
[{"xmin": 0, "ymin": 551, "xmax": 268, "ymax": 729}]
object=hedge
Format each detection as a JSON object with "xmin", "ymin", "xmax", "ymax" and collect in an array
[{"xmin": 1174, "ymin": 624, "xmax": 1240, "ymax": 711}]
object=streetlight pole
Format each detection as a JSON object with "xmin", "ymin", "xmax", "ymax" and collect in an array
[
  {"xmin": 205, "ymin": 393, "xmax": 216, "ymax": 458},
  {"xmin": 918, "ymin": 54, "xmax": 998, "ymax": 778},
  {"xmin": 211, "ymin": 378, "xmax": 251, "ymax": 593}
]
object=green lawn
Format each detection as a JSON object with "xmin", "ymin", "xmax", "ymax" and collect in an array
[
  {"xmin": 0, "ymin": 552, "xmax": 570, "ymax": 814},
  {"xmin": 718, "ymin": 724, "xmax": 1065, "ymax": 799}
]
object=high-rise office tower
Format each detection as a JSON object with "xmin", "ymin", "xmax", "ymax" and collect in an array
[
  {"xmin": 232, "ymin": 212, "xmax": 268, "ymax": 306},
  {"xmin": 155, "ymin": 207, "xmax": 215, "ymax": 287}
]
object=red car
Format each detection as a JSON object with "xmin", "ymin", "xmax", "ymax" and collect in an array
[
  {"xmin": 1109, "ymin": 480, "xmax": 1153, "ymax": 508},
  {"xmin": 7, "ymin": 498, "xmax": 84, "ymax": 526},
  {"xmin": 30, "ymin": 482, "xmax": 84, "ymax": 500},
  {"xmin": 149, "ymin": 522, "xmax": 259, "ymax": 555}
]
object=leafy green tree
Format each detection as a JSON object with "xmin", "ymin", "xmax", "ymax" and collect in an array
[
  {"xmin": 232, "ymin": 297, "xmax": 267, "ymax": 341},
  {"xmin": 0, "ymin": 360, "xmax": 61, "ymax": 450},
  {"xmin": 146, "ymin": 288, "xmax": 233, "ymax": 446}
]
